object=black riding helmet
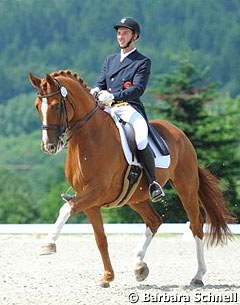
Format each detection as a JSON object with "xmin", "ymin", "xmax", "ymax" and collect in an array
[{"xmin": 113, "ymin": 17, "xmax": 141, "ymax": 39}]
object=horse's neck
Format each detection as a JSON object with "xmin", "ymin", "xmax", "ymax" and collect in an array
[
  {"xmin": 69, "ymin": 106, "xmax": 119, "ymax": 152},
  {"xmin": 65, "ymin": 87, "xmax": 122, "ymax": 188},
  {"xmin": 62, "ymin": 76, "xmax": 118, "ymax": 144},
  {"xmin": 58, "ymin": 75, "xmax": 125, "ymax": 188},
  {"xmin": 66, "ymin": 115, "xmax": 121, "ymax": 190},
  {"xmin": 70, "ymin": 84, "xmax": 95, "ymax": 123}
]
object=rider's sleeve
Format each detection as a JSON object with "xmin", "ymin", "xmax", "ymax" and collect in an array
[
  {"xmin": 112, "ymin": 58, "xmax": 151, "ymax": 102},
  {"xmin": 95, "ymin": 57, "xmax": 108, "ymax": 90}
]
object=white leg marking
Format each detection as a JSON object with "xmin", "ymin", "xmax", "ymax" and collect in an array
[
  {"xmin": 135, "ymin": 227, "xmax": 153, "ymax": 267},
  {"xmin": 41, "ymin": 97, "xmax": 48, "ymax": 145},
  {"xmin": 46, "ymin": 203, "xmax": 71, "ymax": 244},
  {"xmin": 193, "ymin": 236, "xmax": 207, "ymax": 281}
]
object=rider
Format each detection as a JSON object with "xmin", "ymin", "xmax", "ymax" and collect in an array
[
  {"xmin": 62, "ymin": 17, "xmax": 163, "ymax": 203},
  {"xmin": 90, "ymin": 17, "xmax": 164, "ymax": 202}
]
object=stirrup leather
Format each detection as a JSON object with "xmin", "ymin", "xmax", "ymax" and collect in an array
[{"xmin": 149, "ymin": 181, "xmax": 165, "ymax": 202}]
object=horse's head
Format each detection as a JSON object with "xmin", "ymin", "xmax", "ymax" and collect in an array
[{"xmin": 29, "ymin": 72, "xmax": 75, "ymax": 154}]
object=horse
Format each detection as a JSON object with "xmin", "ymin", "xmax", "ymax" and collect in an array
[{"xmin": 29, "ymin": 70, "xmax": 234, "ymax": 288}]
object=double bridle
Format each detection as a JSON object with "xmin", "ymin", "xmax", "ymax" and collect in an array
[{"xmin": 37, "ymin": 78, "xmax": 98, "ymax": 147}]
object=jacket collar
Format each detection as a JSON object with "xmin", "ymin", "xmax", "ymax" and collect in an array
[
  {"xmin": 109, "ymin": 50, "xmax": 139, "ymax": 77},
  {"xmin": 120, "ymin": 48, "xmax": 136, "ymax": 62}
]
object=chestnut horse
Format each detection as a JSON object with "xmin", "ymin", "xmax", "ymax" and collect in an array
[{"xmin": 29, "ymin": 70, "xmax": 233, "ymax": 288}]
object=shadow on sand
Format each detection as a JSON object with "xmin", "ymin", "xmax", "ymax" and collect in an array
[{"xmin": 126, "ymin": 283, "xmax": 240, "ymax": 291}]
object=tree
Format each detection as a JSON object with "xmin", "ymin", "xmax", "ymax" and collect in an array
[
  {"xmin": 0, "ymin": 167, "xmax": 40, "ymax": 223},
  {"xmin": 148, "ymin": 54, "xmax": 240, "ymax": 221}
]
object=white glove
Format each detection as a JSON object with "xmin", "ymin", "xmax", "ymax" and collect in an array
[
  {"xmin": 90, "ymin": 87, "xmax": 100, "ymax": 98},
  {"xmin": 97, "ymin": 90, "xmax": 114, "ymax": 106}
]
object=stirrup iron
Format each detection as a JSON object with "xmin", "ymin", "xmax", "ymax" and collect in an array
[
  {"xmin": 149, "ymin": 181, "xmax": 165, "ymax": 203},
  {"xmin": 61, "ymin": 193, "xmax": 76, "ymax": 202}
]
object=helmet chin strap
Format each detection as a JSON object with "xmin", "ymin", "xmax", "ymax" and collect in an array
[{"xmin": 120, "ymin": 35, "xmax": 135, "ymax": 49}]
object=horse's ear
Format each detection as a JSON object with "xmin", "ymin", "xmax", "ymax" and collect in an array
[
  {"xmin": 46, "ymin": 74, "xmax": 57, "ymax": 88},
  {"xmin": 28, "ymin": 72, "xmax": 41, "ymax": 88}
]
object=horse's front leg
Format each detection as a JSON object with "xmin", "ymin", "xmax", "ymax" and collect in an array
[
  {"xmin": 85, "ymin": 207, "xmax": 114, "ymax": 287},
  {"xmin": 40, "ymin": 202, "xmax": 72, "ymax": 255},
  {"xmin": 39, "ymin": 188, "xmax": 102, "ymax": 255}
]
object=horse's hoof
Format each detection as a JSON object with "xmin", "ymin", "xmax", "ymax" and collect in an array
[
  {"xmin": 190, "ymin": 278, "xmax": 204, "ymax": 287},
  {"xmin": 134, "ymin": 262, "xmax": 149, "ymax": 282},
  {"xmin": 99, "ymin": 281, "xmax": 110, "ymax": 288},
  {"xmin": 40, "ymin": 243, "xmax": 56, "ymax": 255}
]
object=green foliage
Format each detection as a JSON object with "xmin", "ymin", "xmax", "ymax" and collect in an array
[
  {"xmin": 0, "ymin": 1, "xmax": 239, "ymax": 223},
  {"xmin": 0, "ymin": 132, "xmax": 68, "ymax": 223},
  {"xmin": 150, "ymin": 54, "xmax": 240, "ymax": 221},
  {"xmin": 0, "ymin": 93, "xmax": 40, "ymax": 136},
  {"xmin": 102, "ymin": 206, "xmax": 142, "ymax": 223},
  {"xmin": 0, "ymin": 167, "xmax": 39, "ymax": 223},
  {"xmin": 1, "ymin": 0, "xmax": 240, "ymax": 104},
  {"xmin": 1, "ymin": 54, "xmax": 239, "ymax": 224}
]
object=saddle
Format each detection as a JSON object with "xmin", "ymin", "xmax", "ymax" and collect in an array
[
  {"xmin": 120, "ymin": 118, "xmax": 169, "ymax": 157},
  {"xmin": 148, "ymin": 124, "xmax": 169, "ymax": 156},
  {"xmin": 116, "ymin": 116, "xmax": 170, "ymax": 168},
  {"xmin": 103, "ymin": 112, "xmax": 170, "ymax": 208}
]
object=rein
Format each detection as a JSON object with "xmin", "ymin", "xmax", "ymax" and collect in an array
[
  {"xmin": 37, "ymin": 78, "xmax": 98, "ymax": 146},
  {"xmin": 67, "ymin": 106, "xmax": 98, "ymax": 141}
]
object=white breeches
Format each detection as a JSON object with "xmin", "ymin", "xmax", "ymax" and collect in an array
[{"xmin": 104, "ymin": 105, "xmax": 148, "ymax": 150}]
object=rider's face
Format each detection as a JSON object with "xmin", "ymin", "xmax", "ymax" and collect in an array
[{"xmin": 117, "ymin": 27, "xmax": 135, "ymax": 49}]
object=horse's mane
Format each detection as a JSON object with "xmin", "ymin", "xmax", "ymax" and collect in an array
[{"xmin": 50, "ymin": 70, "xmax": 90, "ymax": 92}]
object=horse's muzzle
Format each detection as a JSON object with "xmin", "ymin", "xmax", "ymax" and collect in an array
[
  {"xmin": 42, "ymin": 143, "xmax": 57, "ymax": 154},
  {"xmin": 41, "ymin": 141, "xmax": 64, "ymax": 155}
]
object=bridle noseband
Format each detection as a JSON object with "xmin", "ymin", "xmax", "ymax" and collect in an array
[{"xmin": 37, "ymin": 78, "xmax": 98, "ymax": 147}]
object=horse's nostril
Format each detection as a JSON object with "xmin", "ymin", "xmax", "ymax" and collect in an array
[{"xmin": 46, "ymin": 143, "xmax": 56, "ymax": 152}]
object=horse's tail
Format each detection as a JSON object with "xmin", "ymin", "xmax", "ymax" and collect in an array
[{"xmin": 198, "ymin": 166, "xmax": 235, "ymax": 246}]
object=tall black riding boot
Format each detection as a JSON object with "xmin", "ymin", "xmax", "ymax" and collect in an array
[{"xmin": 137, "ymin": 144, "xmax": 164, "ymax": 202}]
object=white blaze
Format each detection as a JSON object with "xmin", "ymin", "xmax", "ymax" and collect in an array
[{"xmin": 41, "ymin": 97, "xmax": 48, "ymax": 144}]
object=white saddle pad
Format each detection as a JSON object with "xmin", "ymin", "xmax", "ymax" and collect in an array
[{"xmin": 111, "ymin": 112, "xmax": 171, "ymax": 168}]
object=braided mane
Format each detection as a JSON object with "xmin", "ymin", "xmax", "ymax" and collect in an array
[{"xmin": 50, "ymin": 70, "xmax": 90, "ymax": 91}]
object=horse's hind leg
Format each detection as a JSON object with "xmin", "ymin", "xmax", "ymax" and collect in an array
[
  {"xmin": 191, "ymin": 229, "xmax": 207, "ymax": 286},
  {"xmin": 171, "ymin": 170, "xmax": 207, "ymax": 286},
  {"xmin": 85, "ymin": 207, "xmax": 114, "ymax": 288},
  {"xmin": 130, "ymin": 200, "xmax": 162, "ymax": 282}
]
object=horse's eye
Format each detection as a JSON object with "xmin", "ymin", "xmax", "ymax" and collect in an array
[{"xmin": 50, "ymin": 103, "xmax": 60, "ymax": 111}]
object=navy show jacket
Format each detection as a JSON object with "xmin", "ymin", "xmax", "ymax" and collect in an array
[{"xmin": 95, "ymin": 49, "xmax": 151, "ymax": 118}]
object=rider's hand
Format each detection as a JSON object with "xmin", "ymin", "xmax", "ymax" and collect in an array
[
  {"xmin": 97, "ymin": 90, "xmax": 114, "ymax": 106},
  {"xmin": 90, "ymin": 87, "xmax": 100, "ymax": 98}
]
